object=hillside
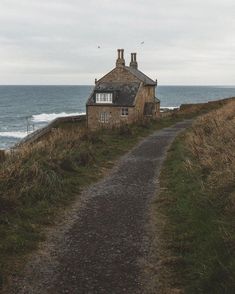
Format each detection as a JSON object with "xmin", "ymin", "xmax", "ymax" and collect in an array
[
  {"xmin": 0, "ymin": 114, "xmax": 184, "ymax": 291},
  {"xmin": 152, "ymin": 98, "xmax": 235, "ymax": 293},
  {"xmin": 0, "ymin": 97, "xmax": 234, "ymax": 292}
]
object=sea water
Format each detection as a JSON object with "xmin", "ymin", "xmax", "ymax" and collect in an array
[{"xmin": 0, "ymin": 85, "xmax": 235, "ymax": 149}]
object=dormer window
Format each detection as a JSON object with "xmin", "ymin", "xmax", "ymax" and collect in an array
[{"xmin": 96, "ymin": 93, "xmax": 113, "ymax": 104}]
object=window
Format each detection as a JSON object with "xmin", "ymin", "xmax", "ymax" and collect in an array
[
  {"xmin": 100, "ymin": 112, "xmax": 109, "ymax": 123},
  {"xmin": 96, "ymin": 93, "xmax": 113, "ymax": 103},
  {"xmin": 121, "ymin": 107, "xmax": 128, "ymax": 116}
]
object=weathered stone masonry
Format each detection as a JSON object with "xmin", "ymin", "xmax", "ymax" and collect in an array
[{"xmin": 86, "ymin": 49, "xmax": 160, "ymax": 129}]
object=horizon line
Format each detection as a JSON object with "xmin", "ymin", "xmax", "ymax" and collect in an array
[{"xmin": 0, "ymin": 84, "xmax": 235, "ymax": 87}]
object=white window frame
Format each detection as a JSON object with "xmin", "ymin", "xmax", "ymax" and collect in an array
[
  {"xmin": 121, "ymin": 107, "xmax": 129, "ymax": 116},
  {"xmin": 96, "ymin": 93, "xmax": 113, "ymax": 104},
  {"xmin": 99, "ymin": 112, "xmax": 109, "ymax": 123}
]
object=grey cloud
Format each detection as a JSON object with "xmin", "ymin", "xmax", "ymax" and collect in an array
[{"xmin": 0, "ymin": 0, "xmax": 234, "ymax": 84}]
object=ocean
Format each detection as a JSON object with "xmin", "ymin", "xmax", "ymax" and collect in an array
[{"xmin": 0, "ymin": 85, "xmax": 235, "ymax": 149}]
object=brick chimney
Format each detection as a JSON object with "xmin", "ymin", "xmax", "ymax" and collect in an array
[
  {"xmin": 116, "ymin": 49, "xmax": 125, "ymax": 67},
  {"xmin": 130, "ymin": 53, "xmax": 138, "ymax": 69}
]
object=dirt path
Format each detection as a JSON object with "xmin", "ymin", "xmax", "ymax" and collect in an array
[{"xmin": 8, "ymin": 120, "xmax": 192, "ymax": 294}]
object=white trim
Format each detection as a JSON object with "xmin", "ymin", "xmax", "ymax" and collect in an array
[
  {"xmin": 99, "ymin": 112, "xmax": 109, "ymax": 123},
  {"xmin": 96, "ymin": 93, "xmax": 113, "ymax": 104}
]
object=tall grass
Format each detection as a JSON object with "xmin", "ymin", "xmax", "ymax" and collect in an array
[
  {"xmin": 186, "ymin": 101, "xmax": 235, "ymax": 196},
  {"xmin": 0, "ymin": 98, "xmax": 233, "ymax": 291},
  {"xmin": 184, "ymin": 100, "xmax": 235, "ymax": 292},
  {"xmin": 0, "ymin": 126, "xmax": 99, "ymax": 289},
  {"xmin": 154, "ymin": 99, "xmax": 235, "ymax": 293},
  {"xmin": 0, "ymin": 116, "xmax": 184, "ymax": 291}
]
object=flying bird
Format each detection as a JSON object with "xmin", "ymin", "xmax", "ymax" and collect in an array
[
  {"xmin": 140, "ymin": 41, "xmax": 144, "ymax": 45},
  {"xmin": 98, "ymin": 46, "xmax": 101, "ymax": 49}
]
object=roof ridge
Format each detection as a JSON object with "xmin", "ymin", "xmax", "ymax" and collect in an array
[{"xmin": 125, "ymin": 66, "xmax": 156, "ymax": 85}]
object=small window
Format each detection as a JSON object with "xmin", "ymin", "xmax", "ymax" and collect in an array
[
  {"xmin": 100, "ymin": 112, "xmax": 109, "ymax": 123},
  {"xmin": 121, "ymin": 107, "xmax": 128, "ymax": 116},
  {"xmin": 96, "ymin": 93, "xmax": 113, "ymax": 103}
]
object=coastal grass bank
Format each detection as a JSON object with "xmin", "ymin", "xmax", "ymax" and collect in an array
[
  {"xmin": 152, "ymin": 98, "xmax": 235, "ymax": 293},
  {"xmin": 0, "ymin": 97, "xmax": 234, "ymax": 292}
]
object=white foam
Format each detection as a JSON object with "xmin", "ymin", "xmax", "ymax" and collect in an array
[
  {"xmin": 160, "ymin": 106, "xmax": 179, "ymax": 110},
  {"xmin": 0, "ymin": 131, "xmax": 30, "ymax": 139},
  {"xmin": 32, "ymin": 112, "xmax": 86, "ymax": 123}
]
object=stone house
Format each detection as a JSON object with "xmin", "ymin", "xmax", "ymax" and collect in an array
[{"xmin": 86, "ymin": 49, "xmax": 160, "ymax": 129}]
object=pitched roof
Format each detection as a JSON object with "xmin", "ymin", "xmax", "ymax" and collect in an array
[
  {"xmin": 125, "ymin": 66, "xmax": 156, "ymax": 86},
  {"xmin": 87, "ymin": 82, "xmax": 140, "ymax": 106},
  {"xmin": 155, "ymin": 96, "xmax": 160, "ymax": 103}
]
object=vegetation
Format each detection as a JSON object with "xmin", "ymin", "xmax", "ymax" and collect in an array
[
  {"xmin": 0, "ymin": 115, "xmax": 186, "ymax": 290},
  {"xmin": 154, "ymin": 99, "xmax": 235, "ymax": 293},
  {"xmin": 0, "ymin": 97, "xmax": 233, "ymax": 291}
]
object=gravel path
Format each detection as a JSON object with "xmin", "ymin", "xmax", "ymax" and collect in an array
[{"xmin": 8, "ymin": 120, "xmax": 192, "ymax": 294}]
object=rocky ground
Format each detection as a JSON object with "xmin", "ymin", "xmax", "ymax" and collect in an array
[{"xmin": 6, "ymin": 120, "xmax": 192, "ymax": 294}]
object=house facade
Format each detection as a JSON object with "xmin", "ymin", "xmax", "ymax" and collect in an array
[{"xmin": 86, "ymin": 49, "xmax": 160, "ymax": 129}]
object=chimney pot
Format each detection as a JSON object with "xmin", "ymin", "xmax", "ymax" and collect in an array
[
  {"xmin": 131, "ymin": 53, "xmax": 134, "ymax": 62},
  {"xmin": 116, "ymin": 48, "xmax": 125, "ymax": 67},
  {"xmin": 121, "ymin": 49, "xmax": 124, "ymax": 59},
  {"xmin": 130, "ymin": 52, "xmax": 138, "ymax": 69}
]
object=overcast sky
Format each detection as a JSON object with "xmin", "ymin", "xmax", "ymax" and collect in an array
[{"xmin": 0, "ymin": 0, "xmax": 234, "ymax": 85}]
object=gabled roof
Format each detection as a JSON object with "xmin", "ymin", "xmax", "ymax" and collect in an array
[
  {"xmin": 87, "ymin": 82, "xmax": 140, "ymax": 107},
  {"xmin": 96, "ymin": 66, "xmax": 156, "ymax": 86},
  {"xmin": 125, "ymin": 66, "xmax": 156, "ymax": 86}
]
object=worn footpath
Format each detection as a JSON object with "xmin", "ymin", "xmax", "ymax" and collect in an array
[{"xmin": 7, "ymin": 120, "xmax": 192, "ymax": 294}]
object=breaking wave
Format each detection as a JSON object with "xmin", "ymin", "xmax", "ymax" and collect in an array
[
  {"xmin": 32, "ymin": 112, "xmax": 86, "ymax": 123},
  {"xmin": 160, "ymin": 106, "xmax": 179, "ymax": 110},
  {"xmin": 0, "ymin": 131, "xmax": 30, "ymax": 139}
]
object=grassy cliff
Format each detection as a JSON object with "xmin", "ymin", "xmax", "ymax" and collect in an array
[{"xmin": 153, "ymin": 99, "xmax": 235, "ymax": 293}]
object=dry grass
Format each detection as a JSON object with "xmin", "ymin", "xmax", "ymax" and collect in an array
[
  {"xmin": 0, "ymin": 116, "xmax": 184, "ymax": 291},
  {"xmin": 0, "ymin": 126, "xmax": 100, "ymax": 289},
  {"xmin": 1, "ymin": 98, "xmax": 234, "ymax": 291},
  {"xmin": 178, "ymin": 97, "xmax": 233, "ymax": 117},
  {"xmin": 186, "ymin": 100, "xmax": 235, "ymax": 208},
  {"xmin": 0, "ymin": 127, "xmax": 85, "ymax": 207},
  {"xmin": 153, "ymin": 99, "xmax": 235, "ymax": 293}
]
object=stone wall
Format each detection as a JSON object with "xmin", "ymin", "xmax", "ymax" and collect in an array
[
  {"xmin": 87, "ymin": 105, "xmax": 136, "ymax": 130},
  {"xmin": 97, "ymin": 67, "xmax": 139, "ymax": 84},
  {"xmin": 88, "ymin": 64, "xmax": 160, "ymax": 129},
  {"xmin": 87, "ymin": 82, "xmax": 159, "ymax": 129},
  {"xmin": 134, "ymin": 84, "xmax": 158, "ymax": 119},
  {"xmin": 16, "ymin": 115, "xmax": 86, "ymax": 148},
  {"xmin": 156, "ymin": 102, "xmax": 161, "ymax": 117}
]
